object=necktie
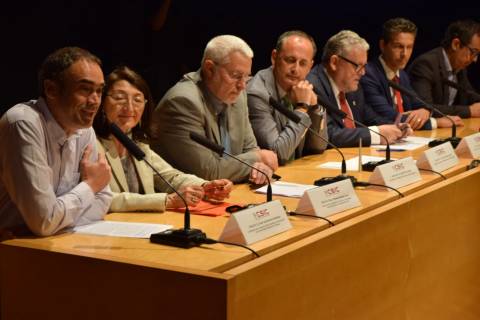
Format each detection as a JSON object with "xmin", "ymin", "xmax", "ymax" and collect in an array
[
  {"xmin": 392, "ymin": 76, "xmax": 404, "ymax": 113},
  {"xmin": 282, "ymin": 96, "xmax": 294, "ymax": 111},
  {"xmin": 218, "ymin": 110, "xmax": 231, "ymax": 154},
  {"xmin": 338, "ymin": 92, "xmax": 355, "ymax": 128}
]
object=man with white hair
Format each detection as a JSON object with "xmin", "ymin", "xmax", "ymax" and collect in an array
[
  {"xmin": 307, "ymin": 30, "xmax": 409, "ymax": 147},
  {"xmin": 150, "ymin": 35, "xmax": 278, "ymax": 184}
]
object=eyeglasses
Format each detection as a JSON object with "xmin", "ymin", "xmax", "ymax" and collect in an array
[
  {"xmin": 106, "ymin": 92, "xmax": 147, "ymax": 108},
  {"xmin": 338, "ymin": 55, "xmax": 367, "ymax": 73},
  {"xmin": 215, "ymin": 63, "xmax": 251, "ymax": 83},
  {"xmin": 464, "ymin": 44, "xmax": 480, "ymax": 59}
]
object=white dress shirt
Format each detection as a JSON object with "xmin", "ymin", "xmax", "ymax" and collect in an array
[{"xmin": 0, "ymin": 97, "xmax": 112, "ymax": 236}]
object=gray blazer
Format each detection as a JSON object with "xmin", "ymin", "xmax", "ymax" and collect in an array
[
  {"xmin": 149, "ymin": 70, "xmax": 259, "ymax": 183},
  {"xmin": 247, "ymin": 67, "xmax": 328, "ymax": 165}
]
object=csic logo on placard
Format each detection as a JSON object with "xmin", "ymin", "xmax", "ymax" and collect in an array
[
  {"xmin": 474, "ymin": 136, "xmax": 480, "ymax": 143},
  {"xmin": 434, "ymin": 147, "xmax": 446, "ymax": 156},
  {"xmin": 392, "ymin": 162, "xmax": 405, "ymax": 171},
  {"xmin": 324, "ymin": 186, "xmax": 340, "ymax": 197},
  {"xmin": 252, "ymin": 208, "xmax": 270, "ymax": 220}
]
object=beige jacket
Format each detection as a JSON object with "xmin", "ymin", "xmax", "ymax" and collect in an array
[{"xmin": 97, "ymin": 137, "xmax": 205, "ymax": 212}]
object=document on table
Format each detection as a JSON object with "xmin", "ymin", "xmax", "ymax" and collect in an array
[
  {"xmin": 318, "ymin": 155, "xmax": 388, "ymax": 171},
  {"xmin": 73, "ymin": 221, "xmax": 173, "ymax": 238},
  {"xmin": 255, "ymin": 181, "xmax": 317, "ymax": 198},
  {"xmin": 371, "ymin": 136, "xmax": 433, "ymax": 151}
]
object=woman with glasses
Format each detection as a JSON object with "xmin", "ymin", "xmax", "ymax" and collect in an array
[{"xmin": 93, "ymin": 66, "xmax": 232, "ymax": 212}]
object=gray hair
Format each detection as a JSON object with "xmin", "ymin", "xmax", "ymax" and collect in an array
[
  {"xmin": 201, "ymin": 35, "xmax": 254, "ymax": 65},
  {"xmin": 321, "ymin": 30, "xmax": 369, "ymax": 64}
]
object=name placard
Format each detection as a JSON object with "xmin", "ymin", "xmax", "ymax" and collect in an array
[
  {"xmin": 219, "ymin": 200, "xmax": 291, "ymax": 245},
  {"xmin": 369, "ymin": 157, "xmax": 421, "ymax": 189},
  {"xmin": 417, "ymin": 142, "xmax": 459, "ymax": 172},
  {"xmin": 295, "ymin": 179, "xmax": 361, "ymax": 217},
  {"xmin": 455, "ymin": 133, "xmax": 480, "ymax": 158}
]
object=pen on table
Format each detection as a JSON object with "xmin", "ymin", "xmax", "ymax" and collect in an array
[
  {"xmin": 378, "ymin": 148, "xmax": 407, "ymax": 152},
  {"xmin": 358, "ymin": 137, "xmax": 362, "ymax": 172}
]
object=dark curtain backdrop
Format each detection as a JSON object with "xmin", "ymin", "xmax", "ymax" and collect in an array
[{"xmin": 1, "ymin": 0, "xmax": 479, "ymax": 114}]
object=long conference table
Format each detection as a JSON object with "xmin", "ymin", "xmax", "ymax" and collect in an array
[{"xmin": 1, "ymin": 120, "xmax": 480, "ymax": 320}]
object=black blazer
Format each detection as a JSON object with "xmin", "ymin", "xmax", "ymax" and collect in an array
[
  {"xmin": 408, "ymin": 47, "xmax": 479, "ymax": 118},
  {"xmin": 307, "ymin": 64, "xmax": 391, "ymax": 147}
]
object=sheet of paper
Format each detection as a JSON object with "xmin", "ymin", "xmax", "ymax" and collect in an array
[
  {"xmin": 255, "ymin": 181, "xmax": 317, "ymax": 198},
  {"xmin": 318, "ymin": 155, "xmax": 387, "ymax": 171},
  {"xmin": 73, "ymin": 221, "xmax": 172, "ymax": 238},
  {"xmin": 371, "ymin": 136, "xmax": 433, "ymax": 151}
]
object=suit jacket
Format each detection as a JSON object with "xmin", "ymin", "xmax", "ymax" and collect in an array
[
  {"xmin": 408, "ymin": 47, "xmax": 479, "ymax": 118},
  {"xmin": 247, "ymin": 66, "xmax": 328, "ymax": 165},
  {"xmin": 97, "ymin": 137, "xmax": 205, "ymax": 212},
  {"xmin": 307, "ymin": 64, "xmax": 391, "ymax": 147},
  {"xmin": 361, "ymin": 57, "xmax": 432, "ymax": 130},
  {"xmin": 149, "ymin": 70, "xmax": 259, "ymax": 183}
]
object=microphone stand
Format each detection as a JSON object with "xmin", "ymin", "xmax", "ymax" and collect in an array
[
  {"xmin": 189, "ymin": 132, "xmax": 273, "ymax": 202},
  {"xmin": 109, "ymin": 123, "xmax": 207, "ymax": 248},
  {"xmin": 388, "ymin": 80, "xmax": 461, "ymax": 148},
  {"xmin": 268, "ymin": 97, "xmax": 357, "ymax": 186},
  {"xmin": 315, "ymin": 95, "xmax": 393, "ymax": 172}
]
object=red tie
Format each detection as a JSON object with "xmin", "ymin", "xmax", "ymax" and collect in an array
[
  {"xmin": 338, "ymin": 92, "xmax": 355, "ymax": 128},
  {"xmin": 392, "ymin": 76, "xmax": 404, "ymax": 113}
]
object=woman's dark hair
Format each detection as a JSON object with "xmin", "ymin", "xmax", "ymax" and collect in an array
[{"xmin": 93, "ymin": 66, "xmax": 154, "ymax": 142}]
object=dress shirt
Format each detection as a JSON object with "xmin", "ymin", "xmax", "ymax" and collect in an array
[
  {"xmin": 379, "ymin": 56, "xmax": 437, "ymax": 128},
  {"xmin": 0, "ymin": 98, "xmax": 112, "ymax": 236},
  {"xmin": 326, "ymin": 74, "xmax": 381, "ymax": 145},
  {"xmin": 441, "ymin": 48, "xmax": 458, "ymax": 106}
]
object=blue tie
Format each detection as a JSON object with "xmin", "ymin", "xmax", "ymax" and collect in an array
[{"xmin": 218, "ymin": 110, "xmax": 231, "ymax": 154}]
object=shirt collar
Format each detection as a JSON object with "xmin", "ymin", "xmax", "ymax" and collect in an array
[
  {"xmin": 441, "ymin": 48, "xmax": 455, "ymax": 75},
  {"xmin": 200, "ymin": 83, "xmax": 229, "ymax": 116},
  {"xmin": 326, "ymin": 72, "xmax": 341, "ymax": 98},
  {"xmin": 36, "ymin": 97, "xmax": 84, "ymax": 146},
  {"xmin": 379, "ymin": 55, "xmax": 400, "ymax": 80}
]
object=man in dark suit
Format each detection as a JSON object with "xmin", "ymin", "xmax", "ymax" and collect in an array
[
  {"xmin": 362, "ymin": 18, "xmax": 463, "ymax": 130},
  {"xmin": 408, "ymin": 19, "xmax": 480, "ymax": 118},
  {"xmin": 247, "ymin": 30, "xmax": 328, "ymax": 165},
  {"xmin": 307, "ymin": 30, "xmax": 408, "ymax": 148}
]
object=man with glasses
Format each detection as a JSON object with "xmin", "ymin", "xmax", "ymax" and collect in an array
[
  {"xmin": 247, "ymin": 30, "xmax": 328, "ymax": 165},
  {"xmin": 150, "ymin": 35, "xmax": 278, "ymax": 184},
  {"xmin": 0, "ymin": 47, "xmax": 112, "ymax": 237},
  {"xmin": 307, "ymin": 30, "xmax": 407, "ymax": 147},
  {"xmin": 361, "ymin": 18, "xmax": 463, "ymax": 130},
  {"xmin": 408, "ymin": 19, "xmax": 480, "ymax": 118}
]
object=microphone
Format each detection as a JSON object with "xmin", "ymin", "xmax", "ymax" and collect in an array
[
  {"xmin": 189, "ymin": 132, "xmax": 273, "ymax": 202},
  {"xmin": 109, "ymin": 123, "xmax": 207, "ymax": 248},
  {"xmin": 388, "ymin": 80, "xmax": 461, "ymax": 148},
  {"xmin": 443, "ymin": 78, "xmax": 480, "ymax": 101},
  {"xmin": 315, "ymin": 95, "xmax": 393, "ymax": 172},
  {"xmin": 268, "ymin": 97, "xmax": 357, "ymax": 186}
]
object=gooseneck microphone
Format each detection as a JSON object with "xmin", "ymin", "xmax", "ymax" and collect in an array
[
  {"xmin": 388, "ymin": 80, "xmax": 461, "ymax": 148},
  {"xmin": 268, "ymin": 97, "xmax": 357, "ymax": 186},
  {"xmin": 189, "ymin": 132, "xmax": 273, "ymax": 202},
  {"xmin": 315, "ymin": 95, "xmax": 393, "ymax": 171},
  {"xmin": 109, "ymin": 123, "xmax": 206, "ymax": 248},
  {"xmin": 443, "ymin": 78, "xmax": 480, "ymax": 101}
]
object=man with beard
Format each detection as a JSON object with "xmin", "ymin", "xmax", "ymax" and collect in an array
[
  {"xmin": 0, "ymin": 47, "xmax": 112, "ymax": 237},
  {"xmin": 408, "ymin": 19, "xmax": 480, "ymax": 118},
  {"xmin": 247, "ymin": 30, "xmax": 328, "ymax": 165}
]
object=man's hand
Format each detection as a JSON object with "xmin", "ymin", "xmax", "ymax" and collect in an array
[
  {"xmin": 249, "ymin": 162, "xmax": 273, "ymax": 185},
  {"xmin": 469, "ymin": 102, "xmax": 480, "ymax": 117},
  {"xmin": 378, "ymin": 125, "xmax": 405, "ymax": 144},
  {"xmin": 80, "ymin": 145, "xmax": 111, "ymax": 193},
  {"xmin": 436, "ymin": 116, "xmax": 464, "ymax": 128},
  {"xmin": 404, "ymin": 108, "xmax": 430, "ymax": 130},
  {"xmin": 258, "ymin": 149, "xmax": 278, "ymax": 171}
]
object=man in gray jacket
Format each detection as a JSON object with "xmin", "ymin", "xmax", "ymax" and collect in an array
[
  {"xmin": 247, "ymin": 30, "xmax": 328, "ymax": 165},
  {"xmin": 150, "ymin": 35, "xmax": 278, "ymax": 184}
]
